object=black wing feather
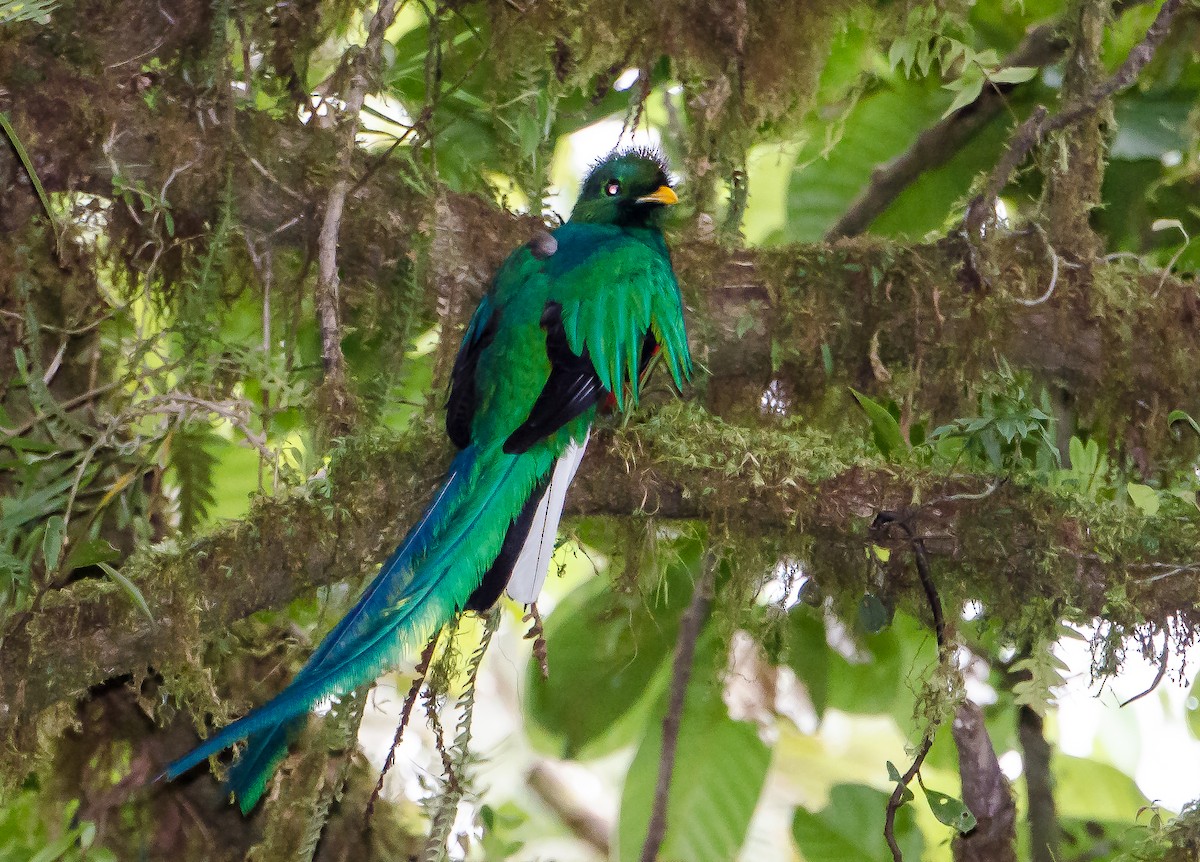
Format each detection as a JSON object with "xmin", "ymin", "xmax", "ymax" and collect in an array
[
  {"xmin": 446, "ymin": 308, "xmax": 499, "ymax": 449},
  {"xmin": 504, "ymin": 302, "xmax": 605, "ymax": 454}
]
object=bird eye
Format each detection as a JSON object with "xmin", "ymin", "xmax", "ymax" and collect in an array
[{"xmin": 605, "ymin": 180, "xmax": 621, "ymax": 196}]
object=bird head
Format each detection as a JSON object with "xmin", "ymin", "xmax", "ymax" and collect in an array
[{"xmin": 569, "ymin": 147, "xmax": 678, "ymax": 228}]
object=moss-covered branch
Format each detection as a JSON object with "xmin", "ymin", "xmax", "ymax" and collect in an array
[{"xmin": 4, "ymin": 403, "xmax": 1197, "ymax": 777}]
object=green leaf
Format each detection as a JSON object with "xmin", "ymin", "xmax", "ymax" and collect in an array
[
  {"xmin": 787, "ymin": 606, "xmax": 830, "ymax": 716},
  {"xmin": 1168, "ymin": 409, "xmax": 1200, "ymax": 439},
  {"xmin": 41, "ymin": 514, "xmax": 65, "ymax": 573},
  {"xmin": 923, "ymin": 786, "xmax": 977, "ymax": 833},
  {"xmin": 857, "ymin": 593, "xmax": 892, "ymax": 634},
  {"xmin": 97, "ymin": 562, "xmax": 153, "ymax": 622},
  {"xmin": 525, "ymin": 533, "xmax": 700, "ymax": 759},
  {"xmin": 1111, "ymin": 97, "xmax": 1191, "ymax": 160},
  {"xmin": 1054, "ymin": 755, "xmax": 1153, "ymax": 821},
  {"xmin": 885, "ymin": 761, "xmax": 914, "ymax": 804},
  {"xmin": 825, "ymin": 613, "xmax": 933, "ymax": 719},
  {"xmin": 987, "ymin": 65, "xmax": 1038, "ymax": 85},
  {"xmin": 168, "ymin": 426, "xmax": 221, "ymax": 534},
  {"xmin": 28, "ymin": 831, "xmax": 78, "ymax": 862},
  {"xmin": 0, "ymin": 472, "xmax": 75, "ymax": 531},
  {"xmin": 849, "ymin": 389, "xmax": 904, "ymax": 458},
  {"xmin": 1126, "ymin": 483, "xmax": 1161, "ymax": 516},
  {"xmin": 792, "ymin": 784, "xmax": 923, "ymax": 862},
  {"xmin": 784, "ymin": 81, "xmax": 948, "ymax": 242},
  {"xmin": 64, "ymin": 538, "xmax": 120, "ymax": 572},
  {"xmin": 617, "ymin": 630, "xmax": 771, "ymax": 862},
  {"xmin": 1011, "ymin": 643, "xmax": 1070, "ymax": 717},
  {"xmin": 942, "ymin": 71, "xmax": 984, "ymax": 118}
]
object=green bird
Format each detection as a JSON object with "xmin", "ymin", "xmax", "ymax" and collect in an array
[{"xmin": 163, "ymin": 148, "xmax": 692, "ymax": 811}]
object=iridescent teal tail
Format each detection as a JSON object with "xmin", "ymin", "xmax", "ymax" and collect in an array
[{"xmin": 162, "ymin": 443, "xmax": 553, "ymax": 811}]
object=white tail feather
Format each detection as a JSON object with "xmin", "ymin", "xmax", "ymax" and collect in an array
[{"xmin": 506, "ymin": 433, "xmax": 590, "ymax": 604}]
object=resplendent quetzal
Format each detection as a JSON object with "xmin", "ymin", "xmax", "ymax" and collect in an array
[{"xmin": 163, "ymin": 148, "xmax": 692, "ymax": 812}]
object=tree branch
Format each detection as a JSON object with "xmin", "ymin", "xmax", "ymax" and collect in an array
[
  {"xmin": 965, "ymin": 0, "xmax": 1185, "ymax": 237},
  {"xmin": 1019, "ymin": 705, "xmax": 1059, "ymax": 862},
  {"xmin": 528, "ymin": 762, "xmax": 612, "ymax": 855},
  {"xmin": 952, "ymin": 701, "xmax": 1017, "ymax": 862},
  {"xmin": 3, "ymin": 402, "xmax": 1199, "ymax": 778},
  {"xmin": 314, "ymin": 0, "xmax": 404, "ymax": 431},
  {"xmin": 826, "ymin": 0, "xmax": 1153, "ymax": 240}
]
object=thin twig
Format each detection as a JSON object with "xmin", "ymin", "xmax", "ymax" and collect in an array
[
  {"xmin": 1138, "ymin": 562, "xmax": 1200, "ymax": 583},
  {"xmin": 1014, "ymin": 230, "xmax": 1061, "ymax": 307},
  {"xmin": 1119, "ymin": 635, "xmax": 1171, "ymax": 707},
  {"xmin": 639, "ymin": 551, "xmax": 715, "ymax": 862},
  {"xmin": 423, "ymin": 673, "xmax": 458, "ymax": 794},
  {"xmin": 885, "ymin": 738, "xmax": 934, "ymax": 862},
  {"xmin": 135, "ymin": 393, "xmax": 277, "ymax": 462},
  {"xmin": 366, "ymin": 633, "xmax": 439, "ymax": 825},
  {"xmin": 872, "ymin": 512, "xmax": 945, "ymax": 649},
  {"xmin": 527, "ymin": 762, "xmax": 611, "ymax": 854},
  {"xmin": 870, "ymin": 511, "xmax": 947, "ymax": 861},
  {"xmin": 0, "ymin": 380, "xmax": 123, "ymax": 438},
  {"xmin": 932, "ymin": 479, "xmax": 1003, "ymax": 504}
]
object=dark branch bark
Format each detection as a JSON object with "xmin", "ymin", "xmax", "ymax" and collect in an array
[
  {"xmin": 952, "ymin": 701, "xmax": 1017, "ymax": 862},
  {"xmin": 1019, "ymin": 705, "xmax": 1060, "ymax": 862}
]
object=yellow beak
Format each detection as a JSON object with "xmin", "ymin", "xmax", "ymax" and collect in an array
[{"xmin": 637, "ymin": 185, "xmax": 679, "ymax": 206}]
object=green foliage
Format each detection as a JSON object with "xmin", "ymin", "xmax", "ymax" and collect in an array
[
  {"xmin": 1170, "ymin": 409, "xmax": 1200, "ymax": 440},
  {"xmin": 783, "ymin": 79, "xmax": 948, "ymax": 242},
  {"xmin": 524, "ymin": 528, "xmax": 702, "ymax": 759},
  {"xmin": 920, "ymin": 785, "xmax": 976, "ymax": 834},
  {"xmin": 0, "ymin": 792, "xmax": 114, "ymax": 862},
  {"xmin": 1126, "ymin": 482, "xmax": 1161, "ymax": 517},
  {"xmin": 792, "ymin": 784, "xmax": 923, "ymax": 862},
  {"xmin": 1010, "ymin": 624, "xmax": 1085, "ymax": 717},
  {"xmin": 886, "ymin": 3, "xmax": 1037, "ymax": 117},
  {"xmin": 850, "ymin": 389, "xmax": 905, "ymax": 459},
  {"xmin": 825, "ymin": 611, "xmax": 937, "ymax": 723},
  {"xmin": 167, "ymin": 426, "xmax": 221, "ymax": 535},
  {"xmin": 927, "ymin": 364, "xmax": 1058, "ymax": 472}
]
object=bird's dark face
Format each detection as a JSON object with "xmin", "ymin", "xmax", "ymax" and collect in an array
[{"xmin": 569, "ymin": 148, "xmax": 678, "ymax": 227}]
